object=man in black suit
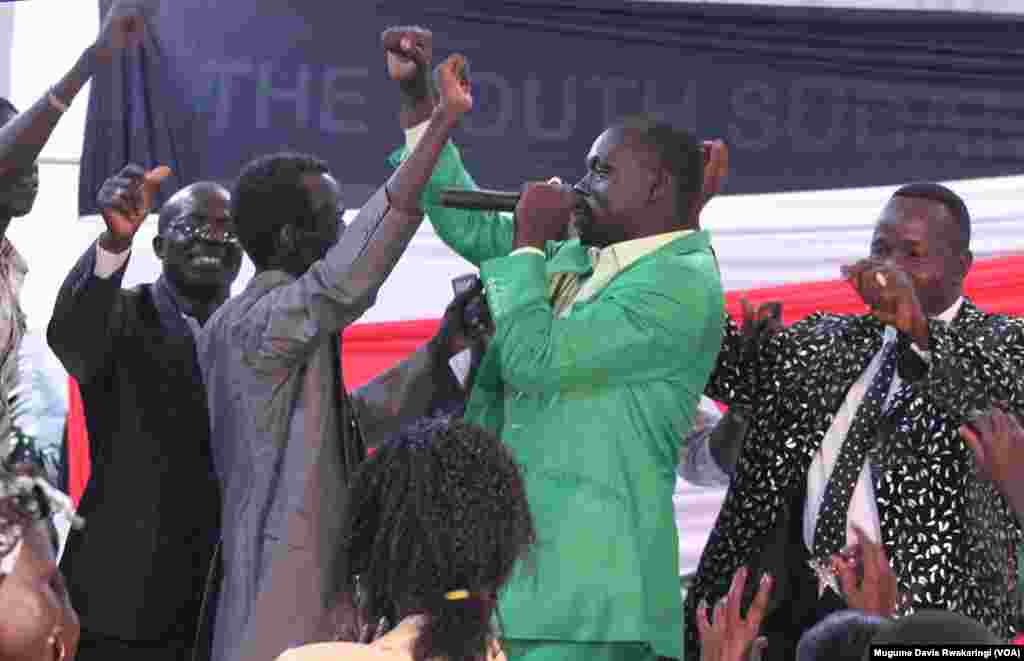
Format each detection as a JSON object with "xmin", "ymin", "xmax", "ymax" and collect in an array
[
  {"xmin": 685, "ymin": 183, "xmax": 1024, "ymax": 660},
  {"xmin": 48, "ymin": 163, "xmax": 241, "ymax": 661}
]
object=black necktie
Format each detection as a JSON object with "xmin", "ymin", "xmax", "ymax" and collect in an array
[{"xmin": 812, "ymin": 339, "xmax": 898, "ymax": 559}]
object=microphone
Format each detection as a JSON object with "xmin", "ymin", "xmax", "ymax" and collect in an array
[{"xmin": 439, "ymin": 187, "xmax": 521, "ymax": 212}]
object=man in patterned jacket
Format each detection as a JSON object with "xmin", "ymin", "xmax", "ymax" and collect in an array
[{"xmin": 685, "ymin": 183, "xmax": 1024, "ymax": 661}]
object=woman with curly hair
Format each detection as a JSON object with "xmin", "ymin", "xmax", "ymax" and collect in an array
[
  {"xmin": 277, "ymin": 417, "xmax": 536, "ymax": 661},
  {"xmin": 0, "ymin": 467, "xmax": 82, "ymax": 661}
]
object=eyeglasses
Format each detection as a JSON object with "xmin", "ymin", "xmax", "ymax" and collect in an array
[{"xmin": 166, "ymin": 217, "xmax": 241, "ymax": 246}]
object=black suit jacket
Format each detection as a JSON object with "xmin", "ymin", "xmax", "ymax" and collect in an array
[
  {"xmin": 48, "ymin": 243, "xmax": 219, "ymax": 645},
  {"xmin": 684, "ymin": 300, "xmax": 1024, "ymax": 659}
]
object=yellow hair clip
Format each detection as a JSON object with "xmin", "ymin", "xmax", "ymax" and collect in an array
[{"xmin": 444, "ymin": 589, "xmax": 471, "ymax": 601}]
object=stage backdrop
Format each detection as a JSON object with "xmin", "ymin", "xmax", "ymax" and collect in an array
[{"xmin": 81, "ymin": 0, "xmax": 1024, "ymax": 214}]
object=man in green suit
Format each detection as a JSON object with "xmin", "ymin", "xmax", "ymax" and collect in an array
[{"xmin": 383, "ymin": 29, "xmax": 725, "ymax": 661}]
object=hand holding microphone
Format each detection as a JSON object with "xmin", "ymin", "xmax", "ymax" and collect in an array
[{"xmin": 512, "ymin": 179, "xmax": 579, "ymax": 251}]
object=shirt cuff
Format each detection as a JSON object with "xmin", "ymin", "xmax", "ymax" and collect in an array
[
  {"xmin": 678, "ymin": 431, "xmax": 731, "ymax": 487},
  {"xmin": 94, "ymin": 241, "xmax": 131, "ymax": 279},
  {"xmin": 405, "ymin": 121, "xmax": 430, "ymax": 152},
  {"xmin": 509, "ymin": 247, "xmax": 545, "ymax": 258},
  {"xmin": 448, "ymin": 348, "xmax": 473, "ymax": 388}
]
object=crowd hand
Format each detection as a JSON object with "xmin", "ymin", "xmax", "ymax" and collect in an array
[
  {"xmin": 434, "ymin": 280, "xmax": 493, "ymax": 359},
  {"xmin": 841, "ymin": 258, "xmax": 929, "ymax": 349},
  {"xmin": 960, "ymin": 405, "xmax": 1024, "ymax": 518},
  {"xmin": 93, "ymin": 0, "xmax": 149, "ymax": 65},
  {"xmin": 691, "ymin": 140, "xmax": 728, "ymax": 224},
  {"xmin": 382, "ymin": 26, "xmax": 433, "ymax": 90},
  {"xmin": 739, "ymin": 299, "xmax": 783, "ymax": 349},
  {"xmin": 831, "ymin": 524, "xmax": 900, "ymax": 617},
  {"xmin": 697, "ymin": 566, "xmax": 773, "ymax": 661},
  {"xmin": 512, "ymin": 182, "xmax": 577, "ymax": 251},
  {"xmin": 98, "ymin": 163, "xmax": 171, "ymax": 248}
]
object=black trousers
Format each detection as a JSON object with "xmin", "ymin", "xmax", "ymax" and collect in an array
[
  {"xmin": 75, "ymin": 630, "xmax": 194, "ymax": 661},
  {"xmin": 757, "ymin": 486, "xmax": 846, "ymax": 661}
]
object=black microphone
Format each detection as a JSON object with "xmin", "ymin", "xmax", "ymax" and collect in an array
[{"xmin": 439, "ymin": 187, "xmax": 521, "ymax": 212}]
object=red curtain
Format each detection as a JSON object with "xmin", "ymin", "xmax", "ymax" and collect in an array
[{"xmin": 64, "ymin": 256, "xmax": 1024, "ymax": 504}]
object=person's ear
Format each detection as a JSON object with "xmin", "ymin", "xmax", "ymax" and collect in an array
[
  {"xmin": 152, "ymin": 236, "xmax": 164, "ymax": 260},
  {"xmin": 277, "ymin": 225, "xmax": 296, "ymax": 255},
  {"xmin": 958, "ymin": 250, "xmax": 974, "ymax": 284},
  {"xmin": 649, "ymin": 168, "xmax": 670, "ymax": 203}
]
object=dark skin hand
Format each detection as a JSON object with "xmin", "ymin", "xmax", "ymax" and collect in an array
[
  {"xmin": 842, "ymin": 258, "xmax": 930, "ymax": 350},
  {"xmin": 0, "ymin": 0, "xmax": 146, "ymax": 179},
  {"xmin": 432, "ymin": 280, "xmax": 494, "ymax": 360},
  {"xmin": 960, "ymin": 405, "xmax": 1024, "ymax": 524},
  {"xmin": 513, "ymin": 182, "xmax": 579, "ymax": 251},
  {"xmin": 694, "ymin": 140, "xmax": 728, "ymax": 226},
  {"xmin": 385, "ymin": 52, "xmax": 473, "ymax": 213},
  {"xmin": 697, "ymin": 566, "xmax": 773, "ymax": 661},
  {"xmin": 842, "ymin": 195, "xmax": 972, "ymax": 351},
  {"xmin": 381, "ymin": 26, "xmax": 435, "ymax": 129},
  {"xmin": 96, "ymin": 163, "xmax": 172, "ymax": 253},
  {"xmin": 831, "ymin": 524, "xmax": 900, "ymax": 617}
]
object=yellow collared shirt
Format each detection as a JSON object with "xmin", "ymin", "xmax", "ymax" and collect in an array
[{"xmin": 572, "ymin": 229, "xmax": 693, "ymax": 308}]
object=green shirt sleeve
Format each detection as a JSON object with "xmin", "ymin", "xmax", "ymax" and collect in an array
[
  {"xmin": 389, "ymin": 141, "xmax": 514, "ymax": 267},
  {"xmin": 480, "ymin": 250, "xmax": 720, "ymax": 394}
]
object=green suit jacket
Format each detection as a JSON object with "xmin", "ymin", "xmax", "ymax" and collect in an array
[{"xmin": 392, "ymin": 142, "xmax": 724, "ymax": 658}]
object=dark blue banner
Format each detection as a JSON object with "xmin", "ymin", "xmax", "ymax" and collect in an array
[{"xmin": 80, "ymin": 1, "xmax": 1024, "ymax": 214}]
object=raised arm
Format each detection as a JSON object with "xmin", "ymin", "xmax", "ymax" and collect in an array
[
  {"xmin": 0, "ymin": 2, "xmax": 144, "ymax": 179},
  {"xmin": 704, "ymin": 301, "xmax": 782, "ymax": 408},
  {"xmin": 350, "ymin": 285, "xmax": 487, "ymax": 447},
  {"xmin": 247, "ymin": 55, "xmax": 474, "ymax": 370},
  {"xmin": 383, "ymin": 26, "xmax": 514, "ymax": 266},
  {"xmin": 47, "ymin": 165, "xmax": 169, "ymax": 384}
]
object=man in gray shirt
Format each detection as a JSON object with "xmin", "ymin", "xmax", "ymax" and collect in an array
[{"xmin": 198, "ymin": 54, "xmax": 473, "ymax": 661}]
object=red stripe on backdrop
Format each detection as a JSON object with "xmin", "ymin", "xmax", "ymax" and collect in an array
[
  {"xmin": 343, "ymin": 255, "xmax": 1024, "ymax": 387},
  {"xmin": 64, "ymin": 256, "xmax": 1024, "ymax": 503}
]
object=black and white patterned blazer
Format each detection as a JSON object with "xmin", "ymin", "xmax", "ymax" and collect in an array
[{"xmin": 683, "ymin": 299, "xmax": 1024, "ymax": 659}]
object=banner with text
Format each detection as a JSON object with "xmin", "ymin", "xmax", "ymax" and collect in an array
[{"xmin": 80, "ymin": 0, "xmax": 1024, "ymax": 214}]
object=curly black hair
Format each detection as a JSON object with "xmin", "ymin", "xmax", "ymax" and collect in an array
[
  {"xmin": 231, "ymin": 152, "xmax": 329, "ymax": 270},
  {"xmin": 336, "ymin": 416, "xmax": 535, "ymax": 661}
]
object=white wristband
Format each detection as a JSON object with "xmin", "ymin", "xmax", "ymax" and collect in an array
[{"xmin": 47, "ymin": 89, "xmax": 69, "ymax": 114}]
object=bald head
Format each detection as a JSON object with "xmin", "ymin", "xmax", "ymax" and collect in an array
[{"xmin": 157, "ymin": 181, "xmax": 230, "ymax": 235}]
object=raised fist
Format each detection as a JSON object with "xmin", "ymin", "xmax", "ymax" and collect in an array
[
  {"xmin": 513, "ymin": 181, "xmax": 578, "ymax": 250},
  {"xmin": 690, "ymin": 140, "xmax": 728, "ymax": 225},
  {"xmin": 98, "ymin": 163, "xmax": 170, "ymax": 246},
  {"xmin": 382, "ymin": 26, "xmax": 433, "ymax": 85},
  {"xmin": 434, "ymin": 54, "xmax": 472, "ymax": 118}
]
